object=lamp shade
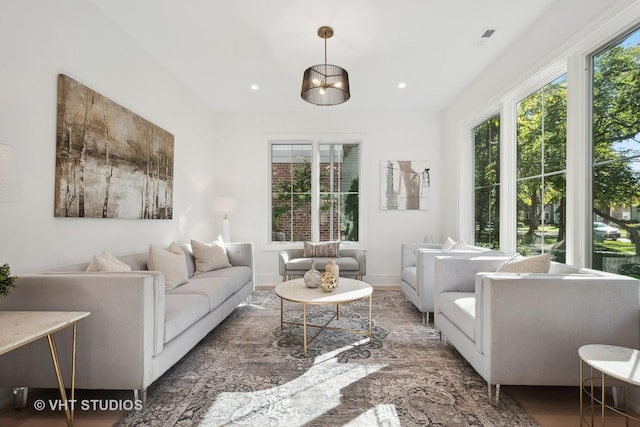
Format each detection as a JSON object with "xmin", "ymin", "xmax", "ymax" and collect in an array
[
  {"xmin": 0, "ymin": 144, "xmax": 21, "ymax": 203},
  {"xmin": 301, "ymin": 64, "xmax": 350, "ymax": 106},
  {"xmin": 213, "ymin": 196, "xmax": 236, "ymax": 218}
]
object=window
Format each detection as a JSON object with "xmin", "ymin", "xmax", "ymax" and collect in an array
[
  {"xmin": 591, "ymin": 26, "xmax": 640, "ymax": 275},
  {"xmin": 474, "ymin": 115, "xmax": 500, "ymax": 249},
  {"xmin": 270, "ymin": 140, "xmax": 361, "ymax": 243},
  {"xmin": 516, "ymin": 75, "xmax": 567, "ymax": 258}
]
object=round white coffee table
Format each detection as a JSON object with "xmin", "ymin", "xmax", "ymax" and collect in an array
[
  {"xmin": 579, "ymin": 344, "xmax": 640, "ymax": 425},
  {"xmin": 275, "ymin": 278, "xmax": 373, "ymax": 357}
]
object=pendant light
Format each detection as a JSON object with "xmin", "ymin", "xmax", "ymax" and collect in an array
[{"xmin": 301, "ymin": 26, "xmax": 350, "ymax": 106}]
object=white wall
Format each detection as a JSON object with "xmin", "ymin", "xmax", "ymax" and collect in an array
[
  {"xmin": 212, "ymin": 109, "xmax": 443, "ymax": 285},
  {"xmin": 0, "ymin": 0, "xmax": 219, "ymax": 273}
]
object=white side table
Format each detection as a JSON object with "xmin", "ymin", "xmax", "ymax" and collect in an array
[{"xmin": 579, "ymin": 344, "xmax": 640, "ymax": 426}]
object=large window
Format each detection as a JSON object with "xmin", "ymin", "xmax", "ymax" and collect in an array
[
  {"xmin": 270, "ymin": 140, "xmax": 360, "ymax": 243},
  {"xmin": 474, "ymin": 115, "xmax": 500, "ymax": 249},
  {"xmin": 516, "ymin": 75, "xmax": 567, "ymax": 258},
  {"xmin": 591, "ymin": 26, "xmax": 640, "ymax": 275}
]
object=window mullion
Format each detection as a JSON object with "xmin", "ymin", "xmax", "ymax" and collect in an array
[{"xmin": 311, "ymin": 141, "xmax": 320, "ymax": 242}]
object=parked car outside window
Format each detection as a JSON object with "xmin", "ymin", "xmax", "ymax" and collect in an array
[{"xmin": 593, "ymin": 221, "xmax": 621, "ymax": 240}]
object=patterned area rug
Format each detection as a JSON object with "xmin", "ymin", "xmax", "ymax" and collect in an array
[{"xmin": 116, "ymin": 290, "xmax": 538, "ymax": 426}]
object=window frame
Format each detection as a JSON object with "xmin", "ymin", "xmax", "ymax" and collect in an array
[{"xmin": 266, "ymin": 135, "xmax": 365, "ymax": 250}]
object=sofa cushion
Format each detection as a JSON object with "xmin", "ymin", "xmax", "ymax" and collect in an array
[
  {"xmin": 148, "ymin": 242, "xmax": 189, "ymax": 291},
  {"xmin": 191, "ymin": 237, "xmax": 231, "ymax": 274},
  {"xmin": 438, "ymin": 292, "xmax": 476, "ymax": 342},
  {"xmin": 86, "ymin": 251, "xmax": 132, "ymax": 272},
  {"xmin": 285, "ymin": 257, "xmax": 359, "ymax": 272},
  {"xmin": 164, "ymin": 294, "xmax": 210, "ymax": 343},
  {"xmin": 169, "ymin": 266, "xmax": 252, "ymax": 311},
  {"xmin": 497, "ymin": 253, "xmax": 550, "ymax": 273},
  {"xmin": 303, "ymin": 241, "xmax": 340, "ymax": 257}
]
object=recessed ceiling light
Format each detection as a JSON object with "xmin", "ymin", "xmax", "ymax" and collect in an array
[
  {"xmin": 250, "ymin": 84, "xmax": 259, "ymax": 91},
  {"xmin": 398, "ymin": 82, "xmax": 407, "ymax": 89}
]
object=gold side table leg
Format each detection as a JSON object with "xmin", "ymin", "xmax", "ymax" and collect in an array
[
  {"xmin": 602, "ymin": 371, "xmax": 606, "ymax": 425},
  {"xmin": 71, "ymin": 323, "xmax": 77, "ymax": 425},
  {"xmin": 580, "ymin": 359, "xmax": 583, "ymax": 427},
  {"xmin": 47, "ymin": 333, "xmax": 73, "ymax": 427}
]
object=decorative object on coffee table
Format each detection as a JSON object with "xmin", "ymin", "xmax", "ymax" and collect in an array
[
  {"xmin": 325, "ymin": 258, "xmax": 339, "ymax": 282},
  {"xmin": 303, "ymin": 260, "xmax": 321, "ymax": 288},
  {"xmin": 319, "ymin": 272, "xmax": 338, "ymax": 293}
]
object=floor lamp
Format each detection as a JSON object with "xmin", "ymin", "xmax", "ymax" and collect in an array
[{"xmin": 214, "ymin": 196, "xmax": 236, "ymax": 242}]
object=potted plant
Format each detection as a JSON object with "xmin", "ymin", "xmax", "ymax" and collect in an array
[{"xmin": 0, "ymin": 263, "xmax": 17, "ymax": 299}]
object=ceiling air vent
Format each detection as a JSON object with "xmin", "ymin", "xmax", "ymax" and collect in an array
[
  {"xmin": 474, "ymin": 27, "xmax": 498, "ymax": 46},
  {"xmin": 481, "ymin": 28, "xmax": 496, "ymax": 39}
]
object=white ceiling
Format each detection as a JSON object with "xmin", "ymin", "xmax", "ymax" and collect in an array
[{"xmin": 88, "ymin": 0, "xmax": 559, "ymax": 113}]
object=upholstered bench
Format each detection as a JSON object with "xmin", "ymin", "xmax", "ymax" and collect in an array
[{"xmin": 278, "ymin": 244, "xmax": 366, "ymax": 281}]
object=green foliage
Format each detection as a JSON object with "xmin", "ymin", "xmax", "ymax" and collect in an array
[{"xmin": 0, "ymin": 263, "xmax": 17, "ymax": 298}]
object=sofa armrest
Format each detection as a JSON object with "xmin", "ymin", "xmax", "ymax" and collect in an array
[
  {"xmin": 434, "ymin": 255, "xmax": 509, "ymax": 294},
  {"xmin": 401, "ymin": 243, "xmax": 443, "ymax": 269},
  {"xmin": 0, "ymin": 272, "xmax": 164, "ymax": 390},
  {"xmin": 339, "ymin": 248, "xmax": 367, "ymax": 276},
  {"xmin": 225, "ymin": 242, "xmax": 254, "ymax": 268},
  {"xmin": 477, "ymin": 273, "xmax": 640, "ymax": 384},
  {"xmin": 278, "ymin": 249, "xmax": 304, "ymax": 275}
]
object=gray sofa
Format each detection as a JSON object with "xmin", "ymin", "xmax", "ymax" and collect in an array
[
  {"xmin": 279, "ymin": 248, "xmax": 366, "ymax": 281},
  {"xmin": 433, "ymin": 255, "xmax": 640, "ymax": 404},
  {"xmin": 401, "ymin": 243, "xmax": 503, "ymax": 323},
  {"xmin": 0, "ymin": 242, "xmax": 254, "ymax": 403}
]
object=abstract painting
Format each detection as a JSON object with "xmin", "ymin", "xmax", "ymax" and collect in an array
[
  {"xmin": 54, "ymin": 74, "xmax": 174, "ymax": 219},
  {"xmin": 380, "ymin": 160, "xmax": 430, "ymax": 210}
]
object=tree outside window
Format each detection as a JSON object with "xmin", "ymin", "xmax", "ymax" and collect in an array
[
  {"xmin": 591, "ymin": 27, "xmax": 640, "ymax": 275},
  {"xmin": 474, "ymin": 115, "xmax": 500, "ymax": 250},
  {"xmin": 516, "ymin": 74, "xmax": 567, "ymax": 259}
]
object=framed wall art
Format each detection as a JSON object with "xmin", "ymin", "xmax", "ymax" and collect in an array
[
  {"xmin": 54, "ymin": 74, "xmax": 174, "ymax": 219},
  {"xmin": 380, "ymin": 160, "xmax": 430, "ymax": 210}
]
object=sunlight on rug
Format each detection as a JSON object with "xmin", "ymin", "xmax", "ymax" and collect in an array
[{"xmin": 200, "ymin": 355, "xmax": 394, "ymax": 426}]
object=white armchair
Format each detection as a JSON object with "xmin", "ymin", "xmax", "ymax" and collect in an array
[
  {"xmin": 433, "ymin": 255, "xmax": 640, "ymax": 404},
  {"xmin": 400, "ymin": 243, "xmax": 502, "ymax": 323}
]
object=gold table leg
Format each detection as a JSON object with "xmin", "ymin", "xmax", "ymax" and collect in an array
[{"xmin": 47, "ymin": 323, "xmax": 78, "ymax": 427}]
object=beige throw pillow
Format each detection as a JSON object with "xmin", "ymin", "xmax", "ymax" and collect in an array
[
  {"xmin": 86, "ymin": 251, "xmax": 132, "ymax": 272},
  {"xmin": 303, "ymin": 241, "xmax": 340, "ymax": 258},
  {"xmin": 442, "ymin": 237, "xmax": 457, "ymax": 250},
  {"xmin": 148, "ymin": 242, "xmax": 189, "ymax": 291},
  {"xmin": 191, "ymin": 236, "xmax": 231, "ymax": 274},
  {"xmin": 496, "ymin": 253, "xmax": 551, "ymax": 273}
]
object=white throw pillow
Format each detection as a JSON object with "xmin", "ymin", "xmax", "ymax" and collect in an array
[
  {"xmin": 86, "ymin": 251, "xmax": 131, "ymax": 272},
  {"xmin": 450, "ymin": 239, "xmax": 468, "ymax": 250},
  {"xmin": 496, "ymin": 253, "xmax": 551, "ymax": 273},
  {"xmin": 148, "ymin": 242, "xmax": 189, "ymax": 291},
  {"xmin": 191, "ymin": 236, "xmax": 231, "ymax": 274},
  {"xmin": 442, "ymin": 237, "xmax": 457, "ymax": 250}
]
